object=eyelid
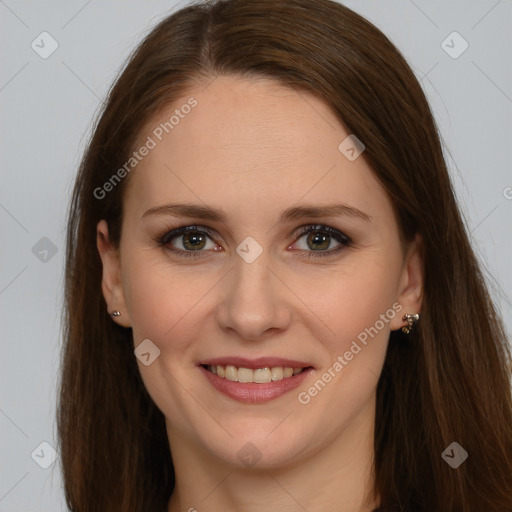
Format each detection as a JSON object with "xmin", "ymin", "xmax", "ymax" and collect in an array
[
  {"xmin": 292, "ymin": 223, "xmax": 349, "ymax": 240},
  {"xmin": 157, "ymin": 223, "xmax": 352, "ymax": 258},
  {"xmin": 159, "ymin": 223, "xmax": 348, "ymax": 242},
  {"xmin": 159, "ymin": 224, "xmax": 218, "ymax": 245},
  {"xmin": 290, "ymin": 224, "xmax": 352, "ymax": 257}
]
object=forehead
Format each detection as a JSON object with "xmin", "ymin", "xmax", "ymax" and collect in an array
[{"xmin": 123, "ymin": 75, "xmax": 387, "ymax": 223}]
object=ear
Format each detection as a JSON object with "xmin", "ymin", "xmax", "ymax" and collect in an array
[
  {"xmin": 96, "ymin": 220, "xmax": 132, "ymax": 328},
  {"xmin": 390, "ymin": 233, "xmax": 424, "ymax": 332}
]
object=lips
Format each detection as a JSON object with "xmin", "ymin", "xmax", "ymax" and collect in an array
[
  {"xmin": 199, "ymin": 356, "xmax": 312, "ymax": 369},
  {"xmin": 198, "ymin": 356, "xmax": 314, "ymax": 403}
]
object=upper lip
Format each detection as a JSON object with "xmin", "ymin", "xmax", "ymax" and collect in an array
[{"xmin": 199, "ymin": 356, "xmax": 313, "ymax": 369}]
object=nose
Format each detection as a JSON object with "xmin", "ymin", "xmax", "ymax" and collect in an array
[{"xmin": 216, "ymin": 250, "xmax": 292, "ymax": 341}]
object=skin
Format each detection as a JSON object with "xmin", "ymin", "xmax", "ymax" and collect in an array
[{"xmin": 97, "ymin": 75, "xmax": 423, "ymax": 512}]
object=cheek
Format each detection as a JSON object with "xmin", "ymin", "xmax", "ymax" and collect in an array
[
  {"xmin": 122, "ymin": 257, "xmax": 212, "ymax": 427},
  {"xmin": 122, "ymin": 254, "xmax": 191, "ymax": 343},
  {"xmin": 122, "ymin": 252, "xmax": 225, "ymax": 365},
  {"xmin": 125, "ymin": 272, "xmax": 172, "ymax": 342},
  {"xmin": 293, "ymin": 260, "xmax": 400, "ymax": 425},
  {"xmin": 303, "ymin": 256, "xmax": 401, "ymax": 349}
]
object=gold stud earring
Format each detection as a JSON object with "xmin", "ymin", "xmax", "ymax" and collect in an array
[{"xmin": 402, "ymin": 313, "xmax": 420, "ymax": 334}]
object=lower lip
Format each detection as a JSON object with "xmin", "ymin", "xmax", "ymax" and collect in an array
[{"xmin": 199, "ymin": 365, "xmax": 313, "ymax": 403}]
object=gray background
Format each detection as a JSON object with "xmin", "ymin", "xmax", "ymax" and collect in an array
[{"xmin": 1, "ymin": 1, "xmax": 511, "ymax": 510}]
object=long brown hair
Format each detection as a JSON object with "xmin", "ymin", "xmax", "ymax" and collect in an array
[{"xmin": 57, "ymin": 0, "xmax": 512, "ymax": 510}]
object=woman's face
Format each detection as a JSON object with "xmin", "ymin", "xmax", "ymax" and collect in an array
[{"xmin": 98, "ymin": 75, "xmax": 422, "ymax": 469}]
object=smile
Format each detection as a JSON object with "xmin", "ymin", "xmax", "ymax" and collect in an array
[
  {"xmin": 199, "ymin": 359, "xmax": 314, "ymax": 403},
  {"xmin": 203, "ymin": 364, "xmax": 306, "ymax": 383}
]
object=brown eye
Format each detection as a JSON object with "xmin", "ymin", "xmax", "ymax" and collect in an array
[
  {"xmin": 159, "ymin": 226, "xmax": 219, "ymax": 257},
  {"xmin": 180, "ymin": 231, "xmax": 208, "ymax": 251},
  {"xmin": 292, "ymin": 224, "xmax": 351, "ymax": 257},
  {"xmin": 305, "ymin": 231, "xmax": 331, "ymax": 251}
]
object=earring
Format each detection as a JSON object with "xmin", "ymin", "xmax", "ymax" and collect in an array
[
  {"xmin": 110, "ymin": 310, "xmax": 121, "ymax": 317},
  {"xmin": 402, "ymin": 313, "xmax": 420, "ymax": 334}
]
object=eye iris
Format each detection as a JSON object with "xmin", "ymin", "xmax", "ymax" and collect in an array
[
  {"xmin": 307, "ymin": 231, "xmax": 330, "ymax": 251},
  {"xmin": 183, "ymin": 232, "xmax": 206, "ymax": 251}
]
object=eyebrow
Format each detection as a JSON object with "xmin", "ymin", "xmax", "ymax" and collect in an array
[{"xmin": 141, "ymin": 202, "xmax": 371, "ymax": 223}]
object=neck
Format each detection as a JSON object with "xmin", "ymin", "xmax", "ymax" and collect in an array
[{"xmin": 166, "ymin": 396, "xmax": 380, "ymax": 512}]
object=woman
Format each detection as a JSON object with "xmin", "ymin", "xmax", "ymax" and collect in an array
[{"xmin": 57, "ymin": 0, "xmax": 512, "ymax": 510}]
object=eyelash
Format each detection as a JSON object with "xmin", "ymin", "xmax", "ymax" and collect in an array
[{"xmin": 157, "ymin": 224, "xmax": 352, "ymax": 259}]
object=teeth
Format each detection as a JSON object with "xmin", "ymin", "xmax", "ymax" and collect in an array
[
  {"xmin": 225, "ymin": 365, "xmax": 237, "ymax": 382},
  {"xmin": 254, "ymin": 368, "xmax": 272, "ymax": 383},
  {"xmin": 206, "ymin": 365, "xmax": 305, "ymax": 383},
  {"xmin": 237, "ymin": 367, "xmax": 254, "ymax": 383},
  {"xmin": 270, "ymin": 367, "xmax": 283, "ymax": 381}
]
